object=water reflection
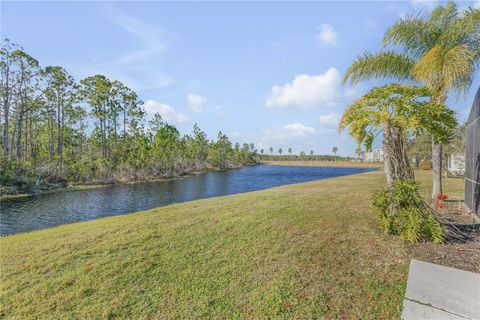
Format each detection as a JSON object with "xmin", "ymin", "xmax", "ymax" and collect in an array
[{"xmin": 0, "ymin": 165, "xmax": 374, "ymax": 235}]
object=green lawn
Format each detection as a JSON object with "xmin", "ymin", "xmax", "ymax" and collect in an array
[{"xmin": 0, "ymin": 170, "xmax": 464, "ymax": 319}]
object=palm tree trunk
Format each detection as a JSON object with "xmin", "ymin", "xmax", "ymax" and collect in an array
[
  {"xmin": 431, "ymin": 138, "xmax": 442, "ymax": 198},
  {"xmin": 431, "ymin": 95, "xmax": 446, "ymax": 198},
  {"xmin": 383, "ymin": 122, "xmax": 394, "ymax": 186},
  {"xmin": 392, "ymin": 127, "xmax": 414, "ymax": 181}
]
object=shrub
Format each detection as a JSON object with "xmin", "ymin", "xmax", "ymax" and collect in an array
[
  {"xmin": 419, "ymin": 159, "xmax": 432, "ymax": 170},
  {"xmin": 372, "ymin": 180, "xmax": 444, "ymax": 243},
  {"xmin": 0, "ymin": 158, "xmax": 16, "ymax": 187},
  {"xmin": 0, "ymin": 160, "xmax": 39, "ymax": 193}
]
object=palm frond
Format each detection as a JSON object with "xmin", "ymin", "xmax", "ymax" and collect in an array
[
  {"xmin": 342, "ymin": 51, "xmax": 415, "ymax": 85},
  {"xmin": 412, "ymin": 43, "xmax": 477, "ymax": 95},
  {"xmin": 438, "ymin": 7, "xmax": 480, "ymax": 48},
  {"xmin": 429, "ymin": 1, "xmax": 458, "ymax": 25},
  {"xmin": 383, "ymin": 15, "xmax": 431, "ymax": 58}
]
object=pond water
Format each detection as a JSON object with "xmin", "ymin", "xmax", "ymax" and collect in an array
[{"xmin": 0, "ymin": 165, "xmax": 375, "ymax": 236}]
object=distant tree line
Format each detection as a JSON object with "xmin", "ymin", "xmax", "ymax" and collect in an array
[
  {"xmin": 0, "ymin": 39, "xmax": 257, "ymax": 195},
  {"xmin": 258, "ymin": 149, "xmax": 357, "ymax": 162}
]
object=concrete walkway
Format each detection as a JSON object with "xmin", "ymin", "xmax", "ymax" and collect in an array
[{"xmin": 402, "ymin": 260, "xmax": 480, "ymax": 320}]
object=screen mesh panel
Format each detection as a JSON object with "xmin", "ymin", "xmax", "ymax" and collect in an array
[{"xmin": 465, "ymin": 87, "xmax": 480, "ymax": 217}]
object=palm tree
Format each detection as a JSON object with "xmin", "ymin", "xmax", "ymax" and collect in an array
[
  {"xmin": 343, "ymin": 2, "xmax": 480, "ymax": 197},
  {"xmin": 355, "ymin": 147, "xmax": 364, "ymax": 161},
  {"xmin": 300, "ymin": 151, "xmax": 306, "ymax": 161},
  {"xmin": 332, "ymin": 146, "xmax": 338, "ymax": 161},
  {"xmin": 340, "ymin": 84, "xmax": 456, "ymax": 186},
  {"xmin": 288, "ymin": 147, "xmax": 292, "ymax": 156},
  {"xmin": 278, "ymin": 148, "xmax": 282, "ymax": 156},
  {"xmin": 269, "ymin": 147, "xmax": 273, "ymax": 156}
]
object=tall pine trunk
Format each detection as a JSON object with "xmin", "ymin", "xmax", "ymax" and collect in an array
[
  {"xmin": 16, "ymin": 114, "xmax": 22, "ymax": 161},
  {"xmin": 3, "ymin": 105, "xmax": 9, "ymax": 158},
  {"xmin": 48, "ymin": 117, "xmax": 54, "ymax": 162},
  {"xmin": 57, "ymin": 102, "xmax": 63, "ymax": 167},
  {"xmin": 100, "ymin": 119, "xmax": 106, "ymax": 158},
  {"xmin": 2, "ymin": 63, "xmax": 11, "ymax": 158},
  {"xmin": 29, "ymin": 119, "xmax": 35, "ymax": 159},
  {"xmin": 24, "ymin": 114, "xmax": 28, "ymax": 161}
]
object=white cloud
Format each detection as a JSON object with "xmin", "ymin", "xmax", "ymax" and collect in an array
[
  {"xmin": 319, "ymin": 113, "xmax": 341, "ymax": 127},
  {"xmin": 63, "ymin": 8, "xmax": 174, "ymax": 92},
  {"xmin": 255, "ymin": 123, "xmax": 317, "ymax": 145},
  {"xmin": 232, "ymin": 123, "xmax": 323, "ymax": 154},
  {"xmin": 103, "ymin": 10, "xmax": 174, "ymax": 90},
  {"xmin": 230, "ymin": 122, "xmax": 357, "ymax": 155},
  {"xmin": 266, "ymin": 67, "xmax": 341, "ymax": 109},
  {"xmin": 144, "ymin": 100, "xmax": 190, "ymax": 124},
  {"xmin": 284, "ymin": 123, "xmax": 316, "ymax": 136},
  {"xmin": 187, "ymin": 94, "xmax": 207, "ymax": 112},
  {"xmin": 261, "ymin": 123, "xmax": 316, "ymax": 145},
  {"xmin": 317, "ymin": 24, "xmax": 338, "ymax": 46},
  {"xmin": 474, "ymin": 0, "xmax": 480, "ymax": 9}
]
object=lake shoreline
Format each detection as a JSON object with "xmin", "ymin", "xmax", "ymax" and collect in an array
[
  {"xmin": 1, "ymin": 165, "xmax": 374, "ymax": 236},
  {"xmin": 0, "ymin": 162, "xmax": 381, "ymax": 201},
  {"xmin": 0, "ymin": 163, "xmax": 256, "ymax": 201}
]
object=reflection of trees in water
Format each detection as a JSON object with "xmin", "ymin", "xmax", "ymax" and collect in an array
[
  {"xmin": 161, "ymin": 171, "xmax": 233, "ymax": 201},
  {"xmin": 178, "ymin": 174, "xmax": 219, "ymax": 200}
]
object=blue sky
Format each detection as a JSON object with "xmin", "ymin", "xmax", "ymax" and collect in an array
[{"xmin": 2, "ymin": 1, "xmax": 479, "ymax": 156}]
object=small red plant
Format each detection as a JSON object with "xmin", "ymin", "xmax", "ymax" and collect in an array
[
  {"xmin": 436, "ymin": 193, "xmax": 448, "ymax": 209},
  {"xmin": 437, "ymin": 193, "xmax": 448, "ymax": 200}
]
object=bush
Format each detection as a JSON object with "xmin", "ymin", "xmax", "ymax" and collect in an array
[
  {"xmin": 372, "ymin": 180, "xmax": 444, "ymax": 243},
  {"xmin": 0, "ymin": 160, "xmax": 64, "ymax": 194},
  {"xmin": 419, "ymin": 159, "xmax": 432, "ymax": 170},
  {"xmin": 0, "ymin": 158, "xmax": 16, "ymax": 187}
]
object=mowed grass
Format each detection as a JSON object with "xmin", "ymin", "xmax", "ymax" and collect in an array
[{"xmin": 0, "ymin": 170, "xmax": 463, "ymax": 319}]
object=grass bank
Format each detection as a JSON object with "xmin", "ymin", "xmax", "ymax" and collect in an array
[
  {"xmin": 0, "ymin": 170, "xmax": 465, "ymax": 319},
  {"xmin": 263, "ymin": 160, "xmax": 383, "ymax": 168}
]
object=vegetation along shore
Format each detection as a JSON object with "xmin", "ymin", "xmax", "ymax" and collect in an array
[{"xmin": 0, "ymin": 40, "xmax": 259, "ymax": 198}]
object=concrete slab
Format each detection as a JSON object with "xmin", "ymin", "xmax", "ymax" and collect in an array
[
  {"xmin": 401, "ymin": 260, "xmax": 480, "ymax": 320},
  {"xmin": 402, "ymin": 299, "xmax": 470, "ymax": 320}
]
